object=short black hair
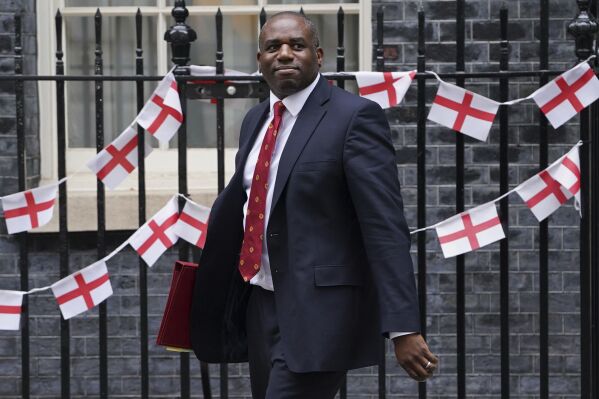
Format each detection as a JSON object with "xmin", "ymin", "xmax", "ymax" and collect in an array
[{"xmin": 259, "ymin": 11, "xmax": 321, "ymax": 50}]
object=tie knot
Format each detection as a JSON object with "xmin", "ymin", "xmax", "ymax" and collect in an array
[{"xmin": 274, "ymin": 101, "xmax": 286, "ymax": 118}]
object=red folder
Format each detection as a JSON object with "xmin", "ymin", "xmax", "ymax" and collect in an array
[{"xmin": 156, "ymin": 260, "xmax": 198, "ymax": 352}]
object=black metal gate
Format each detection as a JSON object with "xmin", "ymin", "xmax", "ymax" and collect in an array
[{"xmin": 2, "ymin": 0, "xmax": 598, "ymax": 397}]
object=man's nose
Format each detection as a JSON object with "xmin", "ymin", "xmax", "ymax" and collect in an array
[{"xmin": 277, "ymin": 44, "xmax": 294, "ymax": 60}]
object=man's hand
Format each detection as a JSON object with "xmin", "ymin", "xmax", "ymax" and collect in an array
[{"xmin": 392, "ymin": 333, "xmax": 438, "ymax": 381}]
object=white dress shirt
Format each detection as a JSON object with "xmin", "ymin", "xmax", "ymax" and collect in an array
[{"xmin": 241, "ymin": 75, "xmax": 412, "ymax": 340}]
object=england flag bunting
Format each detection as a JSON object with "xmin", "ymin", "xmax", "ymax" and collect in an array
[
  {"xmin": 515, "ymin": 168, "xmax": 572, "ymax": 222},
  {"xmin": 435, "ymin": 202, "xmax": 505, "ymax": 258},
  {"xmin": 532, "ymin": 62, "xmax": 599, "ymax": 129},
  {"xmin": 173, "ymin": 199, "xmax": 210, "ymax": 248},
  {"xmin": 428, "ymin": 82, "xmax": 500, "ymax": 142},
  {"xmin": 86, "ymin": 125, "xmax": 153, "ymax": 190},
  {"xmin": 51, "ymin": 260, "xmax": 113, "ymax": 320},
  {"xmin": 136, "ymin": 72, "xmax": 183, "ymax": 143},
  {"xmin": 1, "ymin": 183, "xmax": 58, "ymax": 234},
  {"xmin": 129, "ymin": 197, "xmax": 180, "ymax": 267},
  {"xmin": 0, "ymin": 290, "xmax": 24, "ymax": 330},
  {"xmin": 355, "ymin": 71, "xmax": 416, "ymax": 109},
  {"xmin": 550, "ymin": 144, "xmax": 581, "ymax": 210}
]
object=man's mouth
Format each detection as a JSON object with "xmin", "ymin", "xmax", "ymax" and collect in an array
[{"xmin": 274, "ymin": 66, "xmax": 300, "ymax": 73}]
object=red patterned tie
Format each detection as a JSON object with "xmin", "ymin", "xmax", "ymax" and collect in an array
[{"xmin": 239, "ymin": 101, "xmax": 286, "ymax": 281}]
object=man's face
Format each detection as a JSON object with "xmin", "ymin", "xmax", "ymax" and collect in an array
[{"xmin": 257, "ymin": 15, "xmax": 323, "ymax": 99}]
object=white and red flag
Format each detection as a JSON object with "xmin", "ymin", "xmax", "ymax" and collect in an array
[
  {"xmin": 86, "ymin": 126, "xmax": 153, "ymax": 190},
  {"xmin": 129, "ymin": 197, "xmax": 180, "ymax": 267},
  {"xmin": 428, "ymin": 82, "xmax": 500, "ymax": 141},
  {"xmin": 136, "ymin": 72, "xmax": 182, "ymax": 143},
  {"xmin": 0, "ymin": 290, "xmax": 24, "ymax": 330},
  {"xmin": 532, "ymin": 62, "xmax": 599, "ymax": 128},
  {"xmin": 435, "ymin": 202, "xmax": 505, "ymax": 258},
  {"xmin": 355, "ymin": 71, "xmax": 416, "ymax": 109},
  {"xmin": 550, "ymin": 144, "xmax": 581, "ymax": 210},
  {"xmin": 1, "ymin": 183, "xmax": 58, "ymax": 234},
  {"xmin": 174, "ymin": 199, "xmax": 210, "ymax": 248},
  {"xmin": 51, "ymin": 260, "xmax": 113, "ymax": 320},
  {"xmin": 515, "ymin": 169, "xmax": 572, "ymax": 221}
]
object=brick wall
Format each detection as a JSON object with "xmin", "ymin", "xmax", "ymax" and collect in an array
[
  {"xmin": 373, "ymin": 1, "xmax": 583, "ymax": 398},
  {"xmin": 0, "ymin": 0, "xmax": 589, "ymax": 398},
  {"xmin": 0, "ymin": 0, "xmax": 39, "ymax": 197}
]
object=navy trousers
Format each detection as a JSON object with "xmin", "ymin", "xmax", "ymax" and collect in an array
[{"xmin": 246, "ymin": 286, "xmax": 346, "ymax": 399}]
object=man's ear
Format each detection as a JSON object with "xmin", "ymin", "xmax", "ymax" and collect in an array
[{"xmin": 256, "ymin": 51, "xmax": 262, "ymax": 72}]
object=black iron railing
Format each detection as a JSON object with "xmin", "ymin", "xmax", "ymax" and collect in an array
[{"xmin": 2, "ymin": 0, "xmax": 598, "ymax": 398}]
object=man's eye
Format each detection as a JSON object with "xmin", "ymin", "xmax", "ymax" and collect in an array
[
  {"xmin": 292, "ymin": 44, "xmax": 305, "ymax": 50},
  {"xmin": 266, "ymin": 45, "xmax": 278, "ymax": 51}
]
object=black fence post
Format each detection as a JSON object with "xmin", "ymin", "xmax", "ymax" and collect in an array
[
  {"xmin": 134, "ymin": 8, "xmax": 150, "ymax": 399},
  {"xmin": 336, "ymin": 7, "xmax": 347, "ymax": 399},
  {"xmin": 336, "ymin": 7, "xmax": 345, "ymax": 91},
  {"xmin": 568, "ymin": 2, "xmax": 598, "ymax": 398},
  {"xmin": 538, "ymin": 0, "xmax": 550, "ymax": 398},
  {"xmin": 55, "ymin": 10, "xmax": 71, "ymax": 399},
  {"xmin": 416, "ymin": 8, "xmax": 427, "ymax": 399},
  {"xmin": 498, "ymin": 7, "xmax": 511, "ymax": 399},
  {"xmin": 455, "ymin": 1, "xmax": 467, "ymax": 397},
  {"xmin": 374, "ymin": 7, "xmax": 386, "ymax": 399},
  {"xmin": 14, "ymin": 14, "xmax": 30, "ymax": 399},
  {"xmin": 214, "ymin": 8, "xmax": 229, "ymax": 399},
  {"xmin": 165, "ymin": 1, "xmax": 197, "ymax": 399},
  {"xmin": 93, "ymin": 9, "xmax": 109, "ymax": 399}
]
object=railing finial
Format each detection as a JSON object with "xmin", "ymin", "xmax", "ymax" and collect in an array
[
  {"xmin": 164, "ymin": 0, "xmax": 197, "ymax": 70},
  {"xmin": 567, "ymin": 0, "xmax": 598, "ymax": 61},
  {"xmin": 260, "ymin": 7, "xmax": 267, "ymax": 28}
]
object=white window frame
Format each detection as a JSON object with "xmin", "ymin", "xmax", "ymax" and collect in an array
[{"xmin": 35, "ymin": 0, "xmax": 371, "ymax": 229}]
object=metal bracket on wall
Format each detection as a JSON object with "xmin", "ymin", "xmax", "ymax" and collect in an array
[{"xmin": 186, "ymin": 81, "xmax": 270, "ymax": 99}]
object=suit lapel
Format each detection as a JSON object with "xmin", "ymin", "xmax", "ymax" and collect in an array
[{"xmin": 270, "ymin": 77, "xmax": 331, "ymax": 212}]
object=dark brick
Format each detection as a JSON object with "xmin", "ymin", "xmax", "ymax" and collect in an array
[
  {"xmin": 383, "ymin": 20, "xmax": 435, "ymax": 43},
  {"xmin": 405, "ymin": 1, "xmax": 490, "ymax": 20},
  {"xmin": 0, "ymin": 35, "xmax": 12, "ymax": 55},
  {"xmin": 473, "ymin": 20, "xmax": 533, "ymax": 41}
]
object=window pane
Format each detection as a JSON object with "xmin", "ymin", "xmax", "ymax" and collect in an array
[
  {"xmin": 307, "ymin": 13, "xmax": 359, "ymax": 72},
  {"xmin": 66, "ymin": 0, "xmax": 156, "ymax": 6},
  {"xmin": 65, "ymin": 16, "xmax": 158, "ymax": 148},
  {"xmin": 169, "ymin": 15, "xmax": 260, "ymax": 148},
  {"xmin": 268, "ymin": 0, "xmax": 357, "ymax": 4},
  {"xmin": 188, "ymin": 0, "xmax": 256, "ymax": 5}
]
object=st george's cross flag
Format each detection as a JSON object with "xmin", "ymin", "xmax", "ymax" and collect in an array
[
  {"xmin": 51, "ymin": 261, "xmax": 113, "ymax": 320},
  {"xmin": 173, "ymin": 199, "xmax": 210, "ymax": 248},
  {"xmin": 515, "ymin": 169, "xmax": 572, "ymax": 221},
  {"xmin": 435, "ymin": 202, "xmax": 505, "ymax": 258},
  {"xmin": 129, "ymin": 197, "xmax": 180, "ymax": 267},
  {"xmin": 532, "ymin": 62, "xmax": 599, "ymax": 129},
  {"xmin": 355, "ymin": 71, "xmax": 416, "ymax": 109},
  {"xmin": 428, "ymin": 82, "xmax": 500, "ymax": 141},
  {"xmin": 0, "ymin": 290, "xmax": 25, "ymax": 330},
  {"xmin": 86, "ymin": 126, "xmax": 153, "ymax": 190},
  {"xmin": 136, "ymin": 72, "xmax": 182, "ymax": 143},
  {"xmin": 550, "ymin": 144, "xmax": 581, "ymax": 210},
  {"xmin": 1, "ymin": 183, "xmax": 58, "ymax": 234}
]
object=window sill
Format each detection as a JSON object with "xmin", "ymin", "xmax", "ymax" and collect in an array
[{"xmin": 35, "ymin": 168, "xmax": 234, "ymax": 233}]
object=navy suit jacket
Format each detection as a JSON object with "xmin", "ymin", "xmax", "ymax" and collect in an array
[{"xmin": 190, "ymin": 76, "xmax": 420, "ymax": 373}]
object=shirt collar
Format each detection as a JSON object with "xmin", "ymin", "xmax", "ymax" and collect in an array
[{"xmin": 269, "ymin": 74, "xmax": 321, "ymax": 118}]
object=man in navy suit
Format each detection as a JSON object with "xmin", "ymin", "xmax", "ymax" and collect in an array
[{"xmin": 190, "ymin": 11, "xmax": 438, "ymax": 398}]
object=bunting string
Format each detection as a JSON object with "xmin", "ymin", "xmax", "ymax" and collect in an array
[
  {"xmin": 410, "ymin": 141, "xmax": 584, "ymax": 235},
  {"xmin": 0, "ymin": 57, "xmax": 595, "ymax": 328}
]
